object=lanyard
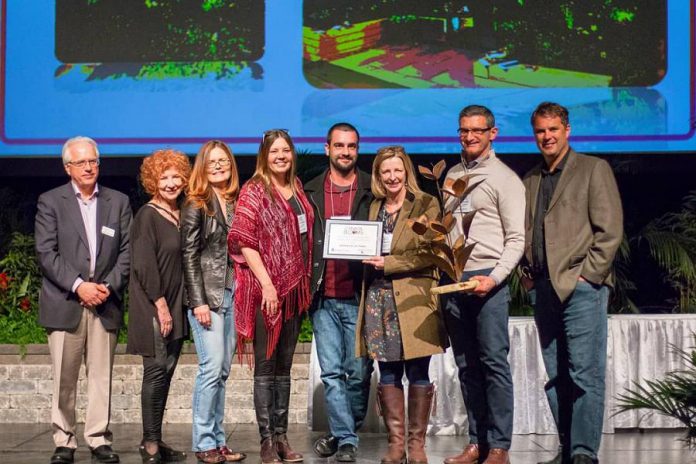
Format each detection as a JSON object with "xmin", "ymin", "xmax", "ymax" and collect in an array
[
  {"xmin": 328, "ymin": 173, "xmax": 356, "ymax": 218},
  {"xmin": 291, "ymin": 194, "xmax": 304, "ymax": 215}
]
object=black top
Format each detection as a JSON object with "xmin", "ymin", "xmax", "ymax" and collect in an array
[
  {"xmin": 370, "ymin": 201, "xmax": 401, "ymax": 283},
  {"xmin": 127, "ymin": 205, "xmax": 187, "ymax": 356},
  {"xmin": 532, "ymin": 152, "xmax": 569, "ymax": 276},
  {"xmin": 288, "ymin": 194, "xmax": 309, "ymax": 263}
]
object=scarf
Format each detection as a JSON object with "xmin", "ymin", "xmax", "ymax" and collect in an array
[{"xmin": 228, "ymin": 178, "xmax": 314, "ymax": 361}]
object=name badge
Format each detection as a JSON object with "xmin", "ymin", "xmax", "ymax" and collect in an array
[
  {"xmin": 331, "ymin": 215, "xmax": 351, "ymax": 220},
  {"xmin": 381, "ymin": 232, "xmax": 393, "ymax": 254},
  {"xmin": 458, "ymin": 197, "xmax": 473, "ymax": 214},
  {"xmin": 101, "ymin": 226, "xmax": 115, "ymax": 237},
  {"xmin": 297, "ymin": 214, "xmax": 308, "ymax": 234}
]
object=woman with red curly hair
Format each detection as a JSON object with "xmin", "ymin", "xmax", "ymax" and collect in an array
[{"xmin": 127, "ymin": 148, "xmax": 191, "ymax": 463}]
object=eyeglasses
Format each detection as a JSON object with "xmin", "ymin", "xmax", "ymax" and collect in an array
[
  {"xmin": 457, "ymin": 127, "xmax": 491, "ymax": 136},
  {"xmin": 207, "ymin": 158, "xmax": 231, "ymax": 169},
  {"xmin": 67, "ymin": 159, "xmax": 100, "ymax": 169}
]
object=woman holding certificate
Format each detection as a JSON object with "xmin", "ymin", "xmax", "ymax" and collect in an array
[
  {"xmin": 358, "ymin": 146, "xmax": 447, "ymax": 464},
  {"xmin": 229, "ymin": 129, "xmax": 314, "ymax": 464}
]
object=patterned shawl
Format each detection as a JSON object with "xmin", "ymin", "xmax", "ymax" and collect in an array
[{"xmin": 228, "ymin": 178, "xmax": 314, "ymax": 360}]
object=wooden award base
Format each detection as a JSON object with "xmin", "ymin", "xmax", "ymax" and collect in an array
[{"xmin": 430, "ymin": 280, "xmax": 479, "ymax": 295}]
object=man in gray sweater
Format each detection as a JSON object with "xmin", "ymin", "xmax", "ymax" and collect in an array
[{"xmin": 442, "ymin": 105, "xmax": 526, "ymax": 464}]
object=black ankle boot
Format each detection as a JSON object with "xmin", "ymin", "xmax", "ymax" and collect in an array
[{"xmin": 139, "ymin": 442, "xmax": 161, "ymax": 464}]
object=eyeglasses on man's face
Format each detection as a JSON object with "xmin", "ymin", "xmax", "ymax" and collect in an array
[
  {"xmin": 457, "ymin": 127, "xmax": 491, "ymax": 136},
  {"xmin": 67, "ymin": 158, "xmax": 100, "ymax": 169}
]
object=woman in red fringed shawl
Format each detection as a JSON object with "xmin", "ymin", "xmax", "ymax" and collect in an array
[{"xmin": 228, "ymin": 129, "xmax": 313, "ymax": 464}]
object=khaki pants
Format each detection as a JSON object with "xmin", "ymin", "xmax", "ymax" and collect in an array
[{"xmin": 48, "ymin": 308, "xmax": 117, "ymax": 449}]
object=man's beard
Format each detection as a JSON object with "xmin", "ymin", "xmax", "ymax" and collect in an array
[{"xmin": 330, "ymin": 157, "xmax": 357, "ymax": 174}]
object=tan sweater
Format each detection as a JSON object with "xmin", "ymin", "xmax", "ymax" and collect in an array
[{"xmin": 443, "ymin": 149, "xmax": 526, "ymax": 284}]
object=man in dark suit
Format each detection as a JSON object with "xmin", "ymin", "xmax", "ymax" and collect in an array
[
  {"xmin": 522, "ymin": 103, "xmax": 623, "ymax": 464},
  {"xmin": 35, "ymin": 136, "xmax": 131, "ymax": 464}
]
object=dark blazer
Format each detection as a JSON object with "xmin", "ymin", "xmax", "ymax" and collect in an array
[
  {"xmin": 35, "ymin": 183, "xmax": 132, "ymax": 331},
  {"xmin": 304, "ymin": 169, "xmax": 373, "ymax": 297},
  {"xmin": 522, "ymin": 149, "xmax": 623, "ymax": 302},
  {"xmin": 181, "ymin": 196, "xmax": 230, "ymax": 310},
  {"xmin": 356, "ymin": 191, "xmax": 448, "ymax": 360}
]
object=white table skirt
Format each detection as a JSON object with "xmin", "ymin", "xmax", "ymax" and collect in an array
[{"xmin": 308, "ymin": 315, "xmax": 696, "ymax": 435}]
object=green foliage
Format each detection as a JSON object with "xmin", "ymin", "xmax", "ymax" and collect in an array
[
  {"xmin": 389, "ymin": 15, "xmax": 417, "ymax": 24},
  {"xmin": 632, "ymin": 192, "xmax": 696, "ymax": 312},
  {"xmin": 611, "ymin": 9, "xmax": 635, "ymax": 23},
  {"xmin": 615, "ymin": 336, "xmax": 696, "ymax": 447},
  {"xmin": 0, "ymin": 233, "xmax": 45, "ymax": 344},
  {"xmin": 0, "ymin": 305, "xmax": 46, "ymax": 345},
  {"xmin": 508, "ymin": 269, "xmax": 534, "ymax": 317},
  {"xmin": 611, "ymin": 236, "xmax": 639, "ymax": 313},
  {"xmin": 298, "ymin": 314, "xmax": 313, "ymax": 343},
  {"xmin": 136, "ymin": 61, "xmax": 244, "ymax": 80},
  {"xmin": 201, "ymin": 0, "xmax": 225, "ymax": 12}
]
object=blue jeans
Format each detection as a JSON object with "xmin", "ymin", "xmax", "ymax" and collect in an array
[
  {"xmin": 442, "ymin": 269, "xmax": 514, "ymax": 450},
  {"xmin": 533, "ymin": 278, "xmax": 609, "ymax": 461},
  {"xmin": 188, "ymin": 288, "xmax": 236, "ymax": 452},
  {"xmin": 311, "ymin": 297, "xmax": 373, "ymax": 447}
]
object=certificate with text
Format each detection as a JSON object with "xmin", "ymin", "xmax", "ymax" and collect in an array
[{"xmin": 323, "ymin": 219, "xmax": 383, "ymax": 260}]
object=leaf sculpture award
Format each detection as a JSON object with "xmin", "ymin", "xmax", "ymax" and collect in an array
[{"xmin": 408, "ymin": 160, "xmax": 483, "ymax": 295}]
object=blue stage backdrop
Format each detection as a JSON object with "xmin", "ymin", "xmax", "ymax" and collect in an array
[{"xmin": 1, "ymin": 1, "xmax": 694, "ymax": 155}]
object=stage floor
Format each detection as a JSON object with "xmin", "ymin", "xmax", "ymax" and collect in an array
[{"xmin": 0, "ymin": 424, "xmax": 690, "ymax": 463}]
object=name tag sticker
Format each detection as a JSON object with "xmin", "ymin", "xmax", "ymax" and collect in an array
[
  {"xmin": 297, "ymin": 214, "xmax": 308, "ymax": 234},
  {"xmin": 458, "ymin": 197, "xmax": 473, "ymax": 213},
  {"xmin": 381, "ymin": 233, "xmax": 393, "ymax": 254},
  {"xmin": 101, "ymin": 226, "xmax": 115, "ymax": 237}
]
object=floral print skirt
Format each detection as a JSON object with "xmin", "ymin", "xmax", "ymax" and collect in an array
[{"xmin": 364, "ymin": 278, "xmax": 403, "ymax": 362}]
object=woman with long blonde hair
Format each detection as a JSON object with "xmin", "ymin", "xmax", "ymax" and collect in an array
[
  {"xmin": 181, "ymin": 140, "xmax": 245, "ymax": 463},
  {"xmin": 358, "ymin": 146, "xmax": 447, "ymax": 464}
]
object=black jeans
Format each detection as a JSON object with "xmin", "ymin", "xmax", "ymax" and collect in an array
[
  {"xmin": 141, "ymin": 318, "xmax": 184, "ymax": 442},
  {"xmin": 253, "ymin": 309, "xmax": 302, "ymax": 440},
  {"xmin": 253, "ymin": 309, "xmax": 301, "ymax": 377}
]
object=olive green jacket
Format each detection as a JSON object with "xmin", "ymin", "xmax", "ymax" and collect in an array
[{"xmin": 356, "ymin": 190, "xmax": 448, "ymax": 360}]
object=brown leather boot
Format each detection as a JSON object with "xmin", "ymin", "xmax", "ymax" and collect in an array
[
  {"xmin": 378, "ymin": 385, "xmax": 407, "ymax": 464},
  {"xmin": 260, "ymin": 438, "xmax": 281, "ymax": 464},
  {"xmin": 443, "ymin": 444, "xmax": 482, "ymax": 464},
  {"xmin": 274, "ymin": 434, "xmax": 303, "ymax": 462},
  {"xmin": 483, "ymin": 448, "xmax": 509, "ymax": 464},
  {"xmin": 407, "ymin": 384, "xmax": 434, "ymax": 464}
]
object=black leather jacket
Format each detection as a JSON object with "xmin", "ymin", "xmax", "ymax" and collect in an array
[
  {"xmin": 304, "ymin": 169, "xmax": 373, "ymax": 298},
  {"xmin": 181, "ymin": 197, "xmax": 230, "ymax": 310}
]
